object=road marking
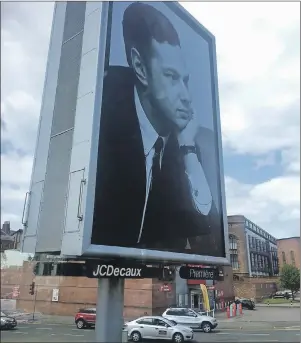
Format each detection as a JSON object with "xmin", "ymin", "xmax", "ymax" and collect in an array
[
  {"xmin": 17, "ymin": 326, "xmax": 29, "ymax": 329},
  {"xmin": 217, "ymin": 333, "xmax": 270, "ymax": 336},
  {"xmin": 13, "ymin": 331, "xmax": 28, "ymax": 334},
  {"xmin": 35, "ymin": 327, "xmax": 53, "ymax": 330},
  {"xmin": 64, "ymin": 333, "xmax": 84, "ymax": 337},
  {"xmin": 296, "ymin": 333, "xmax": 300, "ymax": 336}
]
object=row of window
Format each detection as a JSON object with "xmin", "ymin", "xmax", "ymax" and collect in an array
[
  {"xmin": 250, "ymin": 253, "xmax": 269, "ymax": 272},
  {"xmin": 248, "ymin": 236, "xmax": 268, "ymax": 253},
  {"xmin": 245, "ymin": 220, "xmax": 276, "ymax": 244},
  {"xmin": 282, "ymin": 251, "xmax": 296, "ymax": 266}
]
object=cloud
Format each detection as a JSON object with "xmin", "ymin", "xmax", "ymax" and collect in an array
[
  {"xmin": 183, "ymin": 2, "xmax": 300, "ymax": 159},
  {"xmin": 1, "ymin": 2, "xmax": 299, "ymax": 241},
  {"xmin": 225, "ymin": 176, "xmax": 300, "ymax": 238}
]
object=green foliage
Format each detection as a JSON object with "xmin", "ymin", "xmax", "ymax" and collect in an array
[{"xmin": 280, "ymin": 264, "xmax": 300, "ymax": 296}]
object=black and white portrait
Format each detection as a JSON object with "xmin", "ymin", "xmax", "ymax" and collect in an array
[{"xmin": 91, "ymin": 2, "xmax": 226, "ymax": 257}]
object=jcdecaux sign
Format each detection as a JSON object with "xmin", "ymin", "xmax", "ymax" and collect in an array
[
  {"xmin": 93, "ymin": 264, "xmax": 142, "ymax": 277},
  {"xmin": 85, "ymin": 262, "xmax": 163, "ymax": 279}
]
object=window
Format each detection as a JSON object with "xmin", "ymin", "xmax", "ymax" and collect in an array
[
  {"xmin": 230, "ymin": 253, "xmax": 239, "ymax": 270},
  {"xmin": 290, "ymin": 251, "xmax": 295, "ymax": 266},
  {"xmin": 229, "ymin": 235, "xmax": 238, "ymax": 250},
  {"xmin": 137, "ymin": 318, "xmax": 154, "ymax": 325},
  {"xmin": 282, "ymin": 251, "xmax": 286, "ymax": 264},
  {"xmin": 154, "ymin": 319, "xmax": 167, "ymax": 327}
]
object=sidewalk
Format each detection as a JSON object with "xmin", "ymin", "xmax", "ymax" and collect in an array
[{"xmin": 256, "ymin": 302, "xmax": 300, "ymax": 308}]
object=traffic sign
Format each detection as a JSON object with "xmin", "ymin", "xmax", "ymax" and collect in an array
[
  {"xmin": 179, "ymin": 266, "xmax": 219, "ymax": 280},
  {"xmin": 160, "ymin": 284, "xmax": 172, "ymax": 292}
]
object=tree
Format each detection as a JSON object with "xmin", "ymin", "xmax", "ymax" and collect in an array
[
  {"xmin": 279, "ymin": 264, "xmax": 300, "ymax": 300},
  {"xmin": 1, "ymin": 251, "xmax": 8, "ymax": 269}
]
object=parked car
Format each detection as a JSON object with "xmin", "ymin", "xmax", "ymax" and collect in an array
[
  {"xmin": 74, "ymin": 308, "xmax": 96, "ymax": 329},
  {"xmin": 273, "ymin": 291, "xmax": 292, "ymax": 299},
  {"xmin": 0, "ymin": 312, "xmax": 17, "ymax": 330},
  {"xmin": 124, "ymin": 316, "xmax": 194, "ymax": 342},
  {"xmin": 162, "ymin": 307, "xmax": 217, "ymax": 333},
  {"xmin": 236, "ymin": 298, "xmax": 255, "ymax": 310}
]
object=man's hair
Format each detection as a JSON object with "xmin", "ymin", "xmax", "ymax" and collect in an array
[{"xmin": 122, "ymin": 2, "xmax": 181, "ymax": 67}]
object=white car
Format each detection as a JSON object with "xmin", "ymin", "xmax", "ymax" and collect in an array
[
  {"xmin": 162, "ymin": 307, "xmax": 218, "ymax": 333},
  {"xmin": 124, "ymin": 315, "xmax": 194, "ymax": 342}
]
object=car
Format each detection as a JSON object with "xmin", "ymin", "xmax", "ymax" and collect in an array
[
  {"xmin": 74, "ymin": 308, "xmax": 96, "ymax": 329},
  {"xmin": 0, "ymin": 312, "xmax": 17, "ymax": 330},
  {"xmin": 236, "ymin": 298, "xmax": 255, "ymax": 310},
  {"xmin": 162, "ymin": 307, "xmax": 218, "ymax": 333},
  {"xmin": 273, "ymin": 291, "xmax": 292, "ymax": 299},
  {"xmin": 124, "ymin": 316, "xmax": 194, "ymax": 342}
]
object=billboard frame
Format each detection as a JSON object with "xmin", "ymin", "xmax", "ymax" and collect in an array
[{"xmin": 75, "ymin": 1, "xmax": 230, "ymax": 266}]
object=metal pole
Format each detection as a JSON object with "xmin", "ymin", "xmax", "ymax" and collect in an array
[
  {"xmin": 32, "ymin": 286, "xmax": 38, "ymax": 321},
  {"xmin": 95, "ymin": 278, "xmax": 125, "ymax": 342}
]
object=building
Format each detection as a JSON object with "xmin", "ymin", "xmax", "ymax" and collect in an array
[
  {"xmin": 175, "ymin": 265, "xmax": 234, "ymax": 311},
  {"xmin": 1, "ymin": 221, "xmax": 23, "ymax": 252},
  {"xmin": 277, "ymin": 237, "xmax": 300, "ymax": 270},
  {"xmin": 228, "ymin": 215, "xmax": 279, "ymax": 279}
]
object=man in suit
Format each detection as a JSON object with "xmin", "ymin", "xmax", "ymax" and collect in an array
[{"xmin": 91, "ymin": 2, "xmax": 224, "ymax": 256}]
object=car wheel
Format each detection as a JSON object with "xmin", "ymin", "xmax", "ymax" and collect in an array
[
  {"xmin": 201, "ymin": 322, "xmax": 212, "ymax": 333},
  {"xmin": 173, "ymin": 332, "xmax": 184, "ymax": 343},
  {"xmin": 76, "ymin": 319, "xmax": 85, "ymax": 329},
  {"xmin": 131, "ymin": 331, "xmax": 142, "ymax": 342}
]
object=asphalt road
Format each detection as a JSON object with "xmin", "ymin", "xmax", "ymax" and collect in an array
[{"xmin": 1, "ymin": 323, "xmax": 300, "ymax": 342}]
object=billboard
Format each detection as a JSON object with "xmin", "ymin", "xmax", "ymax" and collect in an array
[{"xmin": 21, "ymin": 2, "xmax": 229, "ymax": 266}]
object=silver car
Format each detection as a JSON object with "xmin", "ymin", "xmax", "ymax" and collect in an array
[
  {"xmin": 124, "ymin": 316, "xmax": 194, "ymax": 342},
  {"xmin": 162, "ymin": 308, "xmax": 218, "ymax": 333}
]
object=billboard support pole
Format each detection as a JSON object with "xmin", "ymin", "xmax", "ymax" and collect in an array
[{"xmin": 95, "ymin": 278, "xmax": 125, "ymax": 342}]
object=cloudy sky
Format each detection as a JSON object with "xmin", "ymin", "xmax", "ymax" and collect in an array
[{"xmin": 1, "ymin": 1, "xmax": 300, "ymax": 240}]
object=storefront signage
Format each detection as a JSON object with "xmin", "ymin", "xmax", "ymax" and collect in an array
[{"xmin": 179, "ymin": 266, "xmax": 219, "ymax": 280}]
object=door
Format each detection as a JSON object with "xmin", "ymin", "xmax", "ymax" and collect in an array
[
  {"xmin": 186, "ymin": 309, "xmax": 199, "ymax": 328},
  {"xmin": 153, "ymin": 318, "xmax": 171, "ymax": 340},
  {"xmin": 137, "ymin": 318, "xmax": 157, "ymax": 338}
]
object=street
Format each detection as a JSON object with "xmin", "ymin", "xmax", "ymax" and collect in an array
[
  {"xmin": 1, "ymin": 306, "xmax": 300, "ymax": 342},
  {"xmin": 1, "ymin": 322, "xmax": 300, "ymax": 342}
]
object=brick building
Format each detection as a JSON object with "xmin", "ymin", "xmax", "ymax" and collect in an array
[
  {"xmin": 228, "ymin": 215, "xmax": 279, "ymax": 279},
  {"xmin": 277, "ymin": 236, "xmax": 300, "ymax": 270},
  {"xmin": 1, "ymin": 221, "xmax": 23, "ymax": 252},
  {"xmin": 1, "ymin": 261, "xmax": 177, "ymax": 318}
]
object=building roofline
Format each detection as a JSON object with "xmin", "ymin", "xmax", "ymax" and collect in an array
[{"xmin": 277, "ymin": 236, "xmax": 300, "ymax": 241}]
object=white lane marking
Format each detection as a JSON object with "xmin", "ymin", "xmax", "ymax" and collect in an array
[
  {"xmin": 217, "ymin": 333, "xmax": 270, "ymax": 336},
  {"xmin": 241, "ymin": 341, "xmax": 278, "ymax": 342},
  {"xmin": 64, "ymin": 333, "xmax": 84, "ymax": 337},
  {"xmin": 296, "ymin": 333, "xmax": 300, "ymax": 336},
  {"xmin": 13, "ymin": 332, "xmax": 28, "ymax": 334},
  {"xmin": 36, "ymin": 327, "xmax": 53, "ymax": 330},
  {"xmin": 17, "ymin": 326, "xmax": 29, "ymax": 329}
]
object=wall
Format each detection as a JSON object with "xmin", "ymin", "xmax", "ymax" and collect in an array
[
  {"xmin": 277, "ymin": 237, "xmax": 300, "ymax": 270},
  {"xmin": 233, "ymin": 276, "xmax": 278, "ymax": 301},
  {"xmin": 2, "ymin": 261, "xmax": 176, "ymax": 319},
  {"xmin": 228, "ymin": 216, "xmax": 249, "ymax": 275}
]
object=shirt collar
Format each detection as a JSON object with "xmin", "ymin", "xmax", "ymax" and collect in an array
[{"xmin": 134, "ymin": 86, "xmax": 168, "ymax": 156}]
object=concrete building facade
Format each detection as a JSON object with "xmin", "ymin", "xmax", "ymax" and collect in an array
[{"xmin": 277, "ymin": 237, "xmax": 300, "ymax": 270}]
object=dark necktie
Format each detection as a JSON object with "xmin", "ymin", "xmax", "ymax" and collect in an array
[{"xmin": 151, "ymin": 137, "xmax": 164, "ymax": 188}]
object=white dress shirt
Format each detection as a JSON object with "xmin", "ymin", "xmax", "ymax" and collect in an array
[
  {"xmin": 134, "ymin": 87, "xmax": 168, "ymax": 243},
  {"xmin": 134, "ymin": 87, "xmax": 213, "ymax": 244}
]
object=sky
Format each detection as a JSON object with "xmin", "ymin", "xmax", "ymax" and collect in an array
[{"xmin": 1, "ymin": 1, "xmax": 300, "ymax": 241}]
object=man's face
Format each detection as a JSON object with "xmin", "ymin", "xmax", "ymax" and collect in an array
[{"xmin": 146, "ymin": 40, "xmax": 192, "ymax": 132}]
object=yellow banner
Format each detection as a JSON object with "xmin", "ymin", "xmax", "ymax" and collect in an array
[{"xmin": 200, "ymin": 284, "xmax": 210, "ymax": 311}]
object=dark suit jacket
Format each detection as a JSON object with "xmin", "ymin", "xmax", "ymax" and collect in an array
[{"xmin": 91, "ymin": 66, "xmax": 224, "ymax": 256}]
